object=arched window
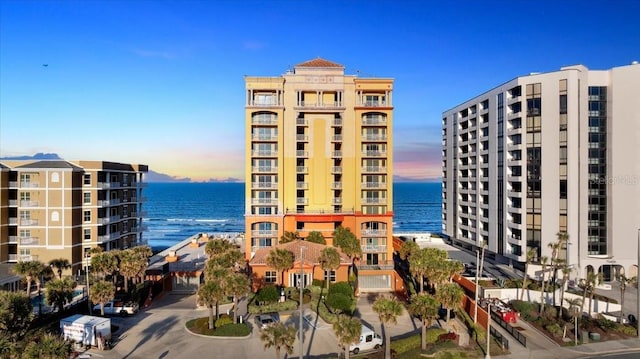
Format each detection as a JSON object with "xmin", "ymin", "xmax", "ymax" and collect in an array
[
  {"xmin": 51, "ymin": 172, "xmax": 60, "ymax": 182},
  {"xmin": 51, "ymin": 211, "xmax": 60, "ymax": 222}
]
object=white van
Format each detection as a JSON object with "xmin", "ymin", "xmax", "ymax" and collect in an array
[{"xmin": 349, "ymin": 324, "xmax": 383, "ymax": 354}]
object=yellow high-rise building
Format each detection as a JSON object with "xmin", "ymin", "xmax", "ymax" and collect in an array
[{"xmin": 244, "ymin": 58, "xmax": 397, "ymax": 292}]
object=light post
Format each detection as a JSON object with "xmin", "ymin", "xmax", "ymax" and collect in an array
[
  {"xmin": 299, "ymin": 246, "xmax": 306, "ymax": 359},
  {"xmin": 474, "ymin": 250, "xmax": 479, "ymax": 323},
  {"xmin": 485, "ymin": 301, "xmax": 491, "ymax": 359}
]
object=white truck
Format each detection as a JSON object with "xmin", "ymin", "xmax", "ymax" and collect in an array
[
  {"xmin": 349, "ymin": 324, "xmax": 383, "ymax": 354},
  {"xmin": 94, "ymin": 300, "xmax": 139, "ymax": 316},
  {"xmin": 60, "ymin": 314, "xmax": 111, "ymax": 347}
]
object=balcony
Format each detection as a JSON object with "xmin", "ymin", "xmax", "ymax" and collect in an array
[
  {"xmin": 252, "ymin": 198, "xmax": 279, "ymax": 205},
  {"xmin": 358, "ymin": 260, "xmax": 394, "ymax": 270},
  {"xmin": 98, "ymin": 233, "xmax": 119, "ymax": 242},
  {"xmin": 331, "ymin": 167, "xmax": 342, "ymax": 173},
  {"xmin": 9, "ymin": 218, "xmax": 18, "ymax": 225},
  {"xmin": 251, "ymin": 150, "xmax": 278, "ymax": 157},
  {"xmin": 362, "ymin": 116, "xmax": 386, "ymax": 125},
  {"xmin": 361, "ymin": 229, "xmax": 387, "ymax": 236},
  {"xmin": 19, "ymin": 237, "xmax": 40, "ymax": 245},
  {"xmin": 332, "ymin": 151, "xmax": 342, "ymax": 158},
  {"xmin": 332, "ymin": 198, "xmax": 342, "ymax": 205},
  {"xmin": 296, "ymin": 150, "xmax": 309, "ymax": 157},
  {"xmin": 20, "ymin": 219, "xmax": 39, "ymax": 226},
  {"xmin": 8, "ymin": 236, "xmax": 18, "ymax": 244},
  {"xmin": 361, "ymin": 198, "xmax": 386, "ymax": 205},
  {"xmin": 362, "ymin": 244, "xmax": 388, "ymax": 253},
  {"xmin": 361, "ymin": 166, "xmax": 386, "ymax": 173},
  {"xmin": 296, "ymin": 134, "xmax": 308, "ymax": 141},
  {"xmin": 9, "ymin": 199, "xmax": 17, "ymax": 206},
  {"xmin": 331, "ymin": 135, "xmax": 342, "ymax": 142},
  {"xmin": 19, "ymin": 182, "xmax": 39, "ymax": 188},
  {"xmin": 296, "ymin": 198, "xmax": 308, "ymax": 205},
  {"xmin": 331, "ymin": 182, "xmax": 342, "ymax": 189},
  {"xmin": 362, "ymin": 134, "xmax": 387, "ymax": 141},
  {"xmin": 507, "ymin": 112, "xmax": 521, "ymax": 120},
  {"xmin": 249, "ymin": 99, "xmax": 279, "ymax": 107},
  {"xmin": 252, "ymin": 117, "xmax": 278, "ymax": 125},
  {"xmin": 252, "ymin": 134, "xmax": 278, "ymax": 141},
  {"xmin": 359, "ymin": 100, "xmax": 389, "ymax": 107},
  {"xmin": 508, "ymin": 95, "xmax": 521, "ymax": 104},
  {"xmin": 9, "ymin": 181, "xmax": 18, "ymax": 188},
  {"xmin": 251, "ymin": 245, "xmax": 273, "ymax": 253},
  {"xmin": 296, "ymin": 182, "xmax": 308, "ymax": 189},
  {"xmin": 362, "ymin": 150, "xmax": 387, "ymax": 157},
  {"xmin": 296, "ymin": 101, "xmax": 344, "ymax": 110},
  {"xmin": 361, "ymin": 182, "xmax": 385, "ymax": 189},
  {"xmin": 251, "ymin": 230, "xmax": 278, "ymax": 237},
  {"xmin": 332, "ymin": 118, "xmax": 343, "ymax": 126},
  {"xmin": 252, "ymin": 166, "xmax": 278, "ymax": 173},
  {"xmin": 296, "ymin": 118, "xmax": 308, "ymax": 125},
  {"xmin": 296, "ymin": 166, "xmax": 308, "ymax": 173}
]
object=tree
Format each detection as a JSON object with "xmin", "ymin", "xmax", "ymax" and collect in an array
[
  {"xmin": 13, "ymin": 260, "xmax": 46, "ymax": 296},
  {"xmin": 266, "ymin": 248, "xmax": 295, "ymax": 287},
  {"xmin": 326, "ymin": 293, "xmax": 352, "ymax": 314},
  {"xmin": 45, "ymin": 277, "xmax": 76, "ymax": 313},
  {"xmin": 48, "ymin": 258, "xmax": 70, "ymax": 279},
  {"xmin": 565, "ymin": 297, "xmax": 582, "ymax": 346},
  {"xmin": 318, "ymin": 247, "xmax": 341, "ymax": 290},
  {"xmin": 558, "ymin": 263, "xmax": 573, "ymax": 319},
  {"xmin": 333, "ymin": 314, "xmax": 362, "ymax": 359},
  {"xmin": 197, "ymin": 281, "xmax": 226, "ymax": 329},
  {"xmin": 423, "ymin": 248, "xmax": 448, "ymax": 292},
  {"xmin": 0, "ymin": 291, "xmax": 33, "ymax": 341},
  {"xmin": 408, "ymin": 293, "xmax": 440, "ymax": 350},
  {"xmin": 259, "ymin": 322, "xmax": 296, "ymax": 359},
  {"xmin": 131, "ymin": 245, "xmax": 152, "ymax": 284},
  {"xmin": 209, "ymin": 247, "xmax": 244, "ymax": 270},
  {"xmin": 23, "ymin": 333, "xmax": 73, "ymax": 359},
  {"xmin": 579, "ymin": 272, "xmax": 602, "ymax": 316},
  {"xmin": 399, "ymin": 240, "xmax": 419, "ymax": 261},
  {"xmin": 306, "ymin": 231, "xmax": 326, "ymax": 245},
  {"xmin": 90, "ymin": 280, "xmax": 115, "ymax": 316},
  {"xmin": 225, "ymin": 272, "xmax": 250, "ymax": 324},
  {"xmin": 203, "ymin": 262, "xmax": 232, "ymax": 319},
  {"xmin": 91, "ymin": 252, "xmax": 118, "ymax": 281},
  {"xmin": 205, "ymin": 238, "xmax": 235, "ymax": 258},
  {"xmin": 520, "ymin": 248, "xmax": 537, "ymax": 301},
  {"xmin": 549, "ymin": 232, "xmax": 569, "ymax": 304},
  {"xmin": 372, "ymin": 295, "xmax": 404, "ymax": 359},
  {"xmin": 618, "ymin": 274, "xmax": 635, "ymax": 323},
  {"xmin": 435, "ymin": 283, "xmax": 463, "ymax": 323},
  {"xmin": 333, "ymin": 226, "xmax": 362, "ymax": 260},
  {"xmin": 539, "ymin": 256, "xmax": 549, "ymax": 314},
  {"xmin": 118, "ymin": 250, "xmax": 137, "ymax": 292},
  {"xmin": 279, "ymin": 231, "xmax": 300, "ymax": 244}
]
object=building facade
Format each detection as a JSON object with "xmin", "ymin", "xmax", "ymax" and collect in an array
[
  {"xmin": 244, "ymin": 58, "xmax": 397, "ymax": 291},
  {"xmin": 442, "ymin": 63, "xmax": 640, "ymax": 281},
  {"xmin": 0, "ymin": 160, "xmax": 148, "ymax": 278}
]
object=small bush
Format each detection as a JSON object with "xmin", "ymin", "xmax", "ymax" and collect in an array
[
  {"xmin": 595, "ymin": 315, "xmax": 616, "ymax": 330},
  {"xmin": 212, "ymin": 323, "xmax": 251, "ymax": 337},
  {"xmin": 325, "ymin": 293, "xmax": 352, "ymax": 314},
  {"xmin": 390, "ymin": 329, "xmax": 447, "ymax": 355},
  {"xmin": 614, "ymin": 324, "xmax": 638, "ymax": 336},
  {"xmin": 546, "ymin": 323, "xmax": 563, "ymax": 337},
  {"xmin": 329, "ymin": 282, "xmax": 353, "ymax": 298},
  {"xmin": 312, "ymin": 279, "xmax": 325, "ymax": 287},
  {"xmin": 255, "ymin": 285, "xmax": 279, "ymax": 304},
  {"xmin": 437, "ymin": 332, "xmax": 459, "ymax": 343},
  {"xmin": 215, "ymin": 316, "xmax": 233, "ymax": 328},
  {"xmin": 248, "ymin": 299, "xmax": 297, "ymax": 314}
]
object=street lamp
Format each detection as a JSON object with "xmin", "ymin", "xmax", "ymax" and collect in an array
[
  {"xmin": 299, "ymin": 246, "xmax": 306, "ymax": 359},
  {"xmin": 485, "ymin": 301, "xmax": 491, "ymax": 359}
]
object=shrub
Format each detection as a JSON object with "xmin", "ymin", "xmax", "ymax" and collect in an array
[
  {"xmin": 329, "ymin": 282, "xmax": 353, "ymax": 298},
  {"xmin": 546, "ymin": 323, "xmax": 563, "ymax": 337},
  {"xmin": 212, "ymin": 323, "xmax": 251, "ymax": 337},
  {"xmin": 325, "ymin": 293, "xmax": 352, "ymax": 314},
  {"xmin": 613, "ymin": 324, "xmax": 638, "ymax": 336},
  {"xmin": 437, "ymin": 332, "xmax": 459, "ymax": 343},
  {"xmin": 595, "ymin": 315, "xmax": 616, "ymax": 330},
  {"xmin": 255, "ymin": 285, "xmax": 279, "ymax": 304},
  {"xmin": 390, "ymin": 329, "xmax": 447, "ymax": 355},
  {"xmin": 248, "ymin": 299, "xmax": 297, "ymax": 314},
  {"xmin": 215, "ymin": 315, "xmax": 233, "ymax": 328},
  {"xmin": 312, "ymin": 279, "xmax": 325, "ymax": 287}
]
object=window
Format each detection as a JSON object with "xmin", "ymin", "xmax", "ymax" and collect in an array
[
  {"xmin": 84, "ymin": 192, "xmax": 91, "ymax": 204},
  {"xmin": 83, "ymin": 210, "xmax": 91, "ymax": 222},
  {"xmin": 51, "ymin": 211, "xmax": 59, "ymax": 222},
  {"xmin": 84, "ymin": 228, "xmax": 91, "ymax": 241},
  {"xmin": 265, "ymin": 271, "xmax": 277, "ymax": 283},
  {"xmin": 51, "ymin": 172, "xmax": 59, "ymax": 182},
  {"xmin": 83, "ymin": 174, "xmax": 91, "ymax": 185},
  {"xmin": 559, "ymin": 94, "xmax": 567, "ymax": 114},
  {"xmin": 324, "ymin": 270, "xmax": 336, "ymax": 283}
]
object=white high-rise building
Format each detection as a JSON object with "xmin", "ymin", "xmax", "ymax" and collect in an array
[{"xmin": 442, "ymin": 62, "xmax": 640, "ymax": 281}]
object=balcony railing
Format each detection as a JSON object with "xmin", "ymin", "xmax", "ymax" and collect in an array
[
  {"xmin": 362, "ymin": 244, "xmax": 387, "ymax": 253},
  {"xmin": 362, "ymin": 117, "xmax": 386, "ymax": 125},
  {"xmin": 331, "ymin": 167, "xmax": 342, "ymax": 173},
  {"xmin": 253, "ymin": 182, "xmax": 278, "ymax": 189},
  {"xmin": 361, "ymin": 166, "xmax": 386, "ymax": 173},
  {"xmin": 19, "ymin": 200, "xmax": 39, "ymax": 207},
  {"xmin": 251, "ymin": 150, "xmax": 278, "ymax": 157},
  {"xmin": 251, "ymin": 230, "xmax": 278, "ymax": 237},
  {"xmin": 9, "ymin": 181, "xmax": 18, "ymax": 188},
  {"xmin": 20, "ymin": 219, "xmax": 39, "ymax": 226},
  {"xmin": 361, "ymin": 151, "xmax": 387, "ymax": 157},
  {"xmin": 8, "ymin": 236, "xmax": 18, "ymax": 243},
  {"xmin": 251, "ymin": 245, "xmax": 273, "ymax": 252},
  {"xmin": 361, "ymin": 198, "xmax": 386, "ymax": 205},
  {"xmin": 361, "ymin": 182, "xmax": 385, "ymax": 189},
  {"xmin": 296, "ymin": 166, "xmax": 308, "ymax": 173},
  {"xmin": 252, "ymin": 166, "xmax": 278, "ymax": 173},
  {"xmin": 358, "ymin": 260, "xmax": 394, "ymax": 270},
  {"xmin": 252, "ymin": 117, "xmax": 278, "ymax": 125},
  {"xmin": 296, "ymin": 150, "xmax": 309, "ymax": 157},
  {"xmin": 252, "ymin": 134, "xmax": 278, "ymax": 141},
  {"xmin": 252, "ymin": 198, "xmax": 279, "ymax": 205},
  {"xmin": 362, "ymin": 134, "xmax": 388, "ymax": 141},
  {"xmin": 297, "ymin": 101, "xmax": 343, "ymax": 109},
  {"xmin": 332, "ymin": 118, "xmax": 343, "ymax": 126},
  {"xmin": 332, "ymin": 135, "xmax": 342, "ymax": 142},
  {"xmin": 361, "ymin": 229, "xmax": 387, "ymax": 236},
  {"xmin": 296, "ymin": 182, "xmax": 308, "ymax": 189},
  {"xmin": 332, "ymin": 198, "xmax": 342, "ymax": 205},
  {"xmin": 9, "ymin": 200, "xmax": 17, "ymax": 206},
  {"xmin": 296, "ymin": 134, "xmax": 308, "ymax": 141},
  {"xmin": 296, "ymin": 118, "xmax": 308, "ymax": 125},
  {"xmin": 332, "ymin": 151, "xmax": 342, "ymax": 157},
  {"xmin": 359, "ymin": 101, "xmax": 388, "ymax": 107},
  {"xmin": 331, "ymin": 182, "xmax": 342, "ymax": 189},
  {"xmin": 296, "ymin": 198, "xmax": 308, "ymax": 205},
  {"xmin": 20, "ymin": 237, "xmax": 40, "ymax": 245}
]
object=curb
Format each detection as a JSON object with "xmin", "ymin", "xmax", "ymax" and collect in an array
[{"xmin": 183, "ymin": 321, "xmax": 252, "ymax": 340}]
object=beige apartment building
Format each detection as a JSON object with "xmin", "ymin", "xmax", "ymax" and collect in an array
[
  {"xmin": 442, "ymin": 62, "xmax": 640, "ymax": 281},
  {"xmin": 244, "ymin": 58, "xmax": 400, "ymax": 292},
  {"xmin": 0, "ymin": 160, "xmax": 148, "ymax": 282}
]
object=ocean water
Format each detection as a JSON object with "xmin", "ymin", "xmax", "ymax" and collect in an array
[{"xmin": 143, "ymin": 182, "xmax": 442, "ymax": 251}]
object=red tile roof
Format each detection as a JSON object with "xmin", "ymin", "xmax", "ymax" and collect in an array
[
  {"xmin": 296, "ymin": 58, "xmax": 344, "ymax": 68},
  {"xmin": 250, "ymin": 240, "xmax": 351, "ymax": 266}
]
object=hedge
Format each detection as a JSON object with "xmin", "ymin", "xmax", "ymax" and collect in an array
[{"xmin": 390, "ymin": 329, "xmax": 447, "ymax": 355}]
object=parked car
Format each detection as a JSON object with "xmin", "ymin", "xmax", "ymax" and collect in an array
[
  {"xmin": 94, "ymin": 301, "xmax": 139, "ymax": 317},
  {"xmin": 255, "ymin": 312, "xmax": 279, "ymax": 329}
]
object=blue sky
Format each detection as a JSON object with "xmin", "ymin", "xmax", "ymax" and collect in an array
[{"xmin": 1, "ymin": 0, "xmax": 639, "ymax": 181}]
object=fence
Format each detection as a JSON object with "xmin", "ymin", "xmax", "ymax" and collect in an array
[{"xmin": 490, "ymin": 310, "xmax": 527, "ymax": 347}]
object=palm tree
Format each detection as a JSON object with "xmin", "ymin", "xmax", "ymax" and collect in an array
[
  {"xmin": 399, "ymin": 240, "xmax": 419, "ymax": 261},
  {"xmin": 333, "ymin": 314, "xmax": 362, "ymax": 359},
  {"xmin": 279, "ymin": 231, "xmax": 300, "ymax": 244},
  {"xmin": 197, "ymin": 281, "xmax": 225, "ymax": 329},
  {"xmin": 0, "ymin": 291, "xmax": 34, "ymax": 341},
  {"xmin": 45, "ymin": 277, "xmax": 76, "ymax": 313},
  {"xmin": 423, "ymin": 248, "xmax": 448, "ymax": 292},
  {"xmin": 520, "ymin": 248, "xmax": 537, "ymax": 301},
  {"xmin": 90, "ymin": 280, "xmax": 115, "ymax": 316},
  {"xmin": 558, "ymin": 263, "xmax": 572, "ymax": 319},
  {"xmin": 565, "ymin": 297, "xmax": 582, "ymax": 346},
  {"xmin": 372, "ymin": 295, "xmax": 404, "ymax": 359},
  {"xmin": 266, "ymin": 248, "xmax": 295, "ymax": 287},
  {"xmin": 259, "ymin": 322, "xmax": 297, "ymax": 359},
  {"xmin": 408, "ymin": 293, "xmax": 439, "ymax": 350},
  {"xmin": 23, "ymin": 333, "xmax": 74, "ymax": 359},
  {"xmin": 48, "ymin": 258, "xmax": 71, "ymax": 279},
  {"xmin": 436, "ymin": 283, "xmax": 464, "ymax": 323},
  {"xmin": 205, "ymin": 238, "xmax": 234, "ymax": 258},
  {"xmin": 539, "ymin": 256, "xmax": 549, "ymax": 314},
  {"xmin": 306, "ymin": 231, "xmax": 326, "ymax": 244},
  {"xmin": 203, "ymin": 262, "xmax": 232, "ymax": 319},
  {"xmin": 91, "ymin": 252, "xmax": 118, "ymax": 281},
  {"xmin": 408, "ymin": 248, "xmax": 430, "ymax": 293},
  {"xmin": 225, "ymin": 272, "xmax": 250, "ymax": 324},
  {"xmin": 618, "ymin": 274, "xmax": 635, "ymax": 323},
  {"xmin": 118, "ymin": 250, "xmax": 137, "ymax": 292},
  {"xmin": 318, "ymin": 247, "xmax": 341, "ymax": 290},
  {"xmin": 13, "ymin": 260, "xmax": 45, "ymax": 296},
  {"xmin": 580, "ymin": 272, "xmax": 602, "ymax": 317},
  {"xmin": 333, "ymin": 226, "xmax": 362, "ymax": 261}
]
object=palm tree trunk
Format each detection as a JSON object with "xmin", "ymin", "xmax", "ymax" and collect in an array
[
  {"xmin": 581, "ymin": 287, "xmax": 587, "ymax": 314},
  {"xmin": 215, "ymin": 300, "xmax": 220, "ymax": 323},
  {"xmin": 208, "ymin": 306, "xmax": 214, "ymax": 329},
  {"xmin": 26, "ymin": 278, "xmax": 32, "ymax": 296},
  {"xmin": 384, "ymin": 324, "xmax": 391, "ymax": 359},
  {"xmin": 588, "ymin": 294, "xmax": 594, "ymax": 317},
  {"xmin": 275, "ymin": 347, "xmax": 281, "ymax": 359},
  {"xmin": 447, "ymin": 308, "xmax": 451, "ymax": 323},
  {"xmin": 520, "ymin": 266, "xmax": 528, "ymax": 301},
  {"xmin": 419, "ymin": 275, "xmax": 424, "ymax": 293},
  {"xmin": 233, "ymin": 296, "xmax": 238, "ymax": 323},
  {"xmin": 620, "ymin": 288, "xmax": 625, "ymax": 323},
  {"xmin": 345, "ymin": 347, "xmax": 350, "ymax": 359},
  {"xmin": 421, "ymin": 319, "xmax": 427, "ymax": 350}
]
